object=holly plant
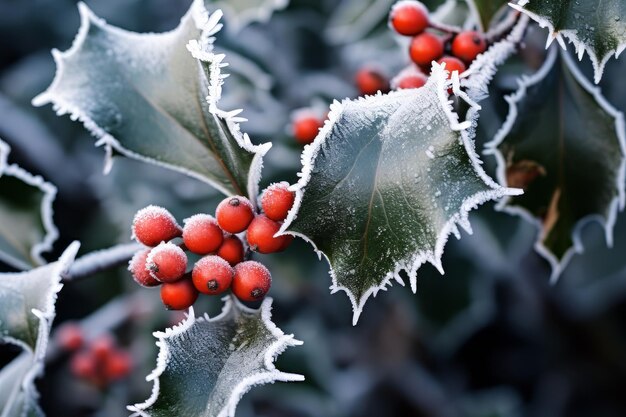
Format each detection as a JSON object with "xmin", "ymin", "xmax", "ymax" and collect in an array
[{"xmin": 1, "ymin": 0, "xmax": 626, "ymax": 416}]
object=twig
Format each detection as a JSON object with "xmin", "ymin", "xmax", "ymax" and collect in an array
[{"xmin": 62, "ymin": 243, "xmax": 143, "ymax": 282}]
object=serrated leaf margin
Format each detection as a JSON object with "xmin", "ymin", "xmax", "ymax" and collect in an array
[
  {"xmin": 484, "ymin": 47, "xmax": 626, "ymax": 282},
  {"xmin": 127, "ymin": 296, "xmax": 304, "ymax": 417}
]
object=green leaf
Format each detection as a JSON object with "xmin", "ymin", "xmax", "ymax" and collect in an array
[
  {"xmin": 0, "ymin": 139, "xmax": 58, "ymax": 270},
  {"xmin": 466, "ymin": 0, "xmax": 509, "ymax": 31},
  {"xmin": 33, "ymin": 2, "xmax": 270, "ymax": 199},
  {"xmin": 281, "ymin": 64, "xmax": 521, "ymax": 325},
  {"xmin": 204, "ymin": 0, "xmax": 288, "ymax": 32},
  {"xmin": 485, "ymin": 47, "xmax": 626, "ymax": 282},
  {"xmin": 511, "ymin": 0, "xmax": 626, "ymax": 83},
  {"xmin": 325, "ymin": 0, "xmax": 395, "ymax": 45},
  {"xmin": 0, "ymin": 243, "xmax": 79, "ymax": 416},
  {"xmin": 128, "ymin": 297, "xmax": 303, "ymax": 417}
]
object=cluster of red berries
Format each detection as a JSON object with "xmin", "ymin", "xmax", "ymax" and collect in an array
[
  {"xmin": 57, "ymin": 324, "xmax": 132, "ymax": 387},
  {"xmin": 128, "ymin": 183, "xmax": 296, "ymax": 310},
  {"xmin": 353, "ymin": 0, "xmax": 489, "ymax": 95}
]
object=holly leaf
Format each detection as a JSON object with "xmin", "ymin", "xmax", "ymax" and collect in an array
[
  {"xmin": 281, "ymin": 63, "xmax": 521, "ymax": 325},
  {"xmin": 466, "ymin": 0, "xmax": 509, "ymax": 31},
  {"xmin": 204, "ymin": 0, "xmax": 289, "ymax": 32},
  {"xmin": 33, "ymin": 1, "xmax": 270, "ymax": 199},
  {"xmin": 431, "ymin": 0, "xmax": 471, "ymax": 28},
  {"xmin": 0, "ymin": 243, "xmax": 79, "ymax": 416},
  {"xmin": 0, "ymin": 138, "xmax": 58, "ymax": 270},
  {"xmin": 128, "ymin": 297, "xmax": 303, "ymax": 417},
  {"xmin": 485, "ymin": 47, "xmax": 626, "ymax": 282},
  {"xmin": 325, "ymin": 0, "xmax": 395, "ymax": 45},
  {"xmin": 511, "ymin": 0, "xmax": 626, "ymax": 83}
]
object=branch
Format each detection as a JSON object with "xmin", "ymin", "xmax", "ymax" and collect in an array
[{"xmin": 62, "ymin": 242, "xmax": 142, "ymax": 282}]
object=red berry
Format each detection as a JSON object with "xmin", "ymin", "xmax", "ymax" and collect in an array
[
  {"xmin": 192, "ymin": 255, "xmax": 234, "ymax": 295},
  {"xmin": 409, "ymin": 32, "xmax": 444, "ymax": 67},
  {"xmin": 128, "ymin": 249, "xmax": 161, "ymax": 287},
  {"xmin": 216, "ymin": 196, "xmax": 255, "ymax": 234},
  {"xmin": 217, "ymin": 235, "xmax": 245, "ymax": 266},
  {"xmin": 182, "ymin": 214, "xmax": 224, "ymax": 255},
  {"xmin": 160, "ymin": 278, "xmax": 198, "ymax": 310},
  {"xmin": 355, "ymin": 68, "xmax": 390, "ymax": 96},
  {"xmin": 246, "ymin": 215, "xmax": 291, "ymax": 254},
  {"xmin": 132, "ymin": 205, "xmax": 182, "ymax": 247},
  {"xmin": 232, "ymin": 261, "xmax": 272, "ymax": 302},
  {"xmin": 293, "ymin": 116, "xmax": 323, "ymax": 145},
  {"xmin": 261, "ymin": 182, "xmax": 295, "ymax": 222},
  {"xmin": 56, "ymin": 323, "xmax": 84, "ymax": 351},
  {"xmin": 90, "ymin": 335, "xmax": 115, "ymax": 362},
  {"xmin": 437, "ymin": 56, "xmax": 467, "ymax": 78},
  {"xmin": 390, "ymin": 1, "xmax": 429, "ymax": 36},
  {"xmin": 104, "ymin": 350, "xmax": 132, "ymax": 381},
  {"xmin": 71, "ymin": 351, "xmax": 96, "ymax": 379},
  {"xmin": 146, "ymin": 242, "xmax": 187, "ymax": 283},
  {"xmin": 396, "ymin": 74, "xmax": 428, "ymax": 89},
  {"xmin": 452, "ymin": 31, "xmax": 487, "ymax": 63}
]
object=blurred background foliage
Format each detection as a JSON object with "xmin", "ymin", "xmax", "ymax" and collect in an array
[{"xmin": 1, "ymin": 0, "xmax": 626, "ymax": 416}]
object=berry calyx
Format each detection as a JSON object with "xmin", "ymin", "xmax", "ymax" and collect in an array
[
  {"xmin": 261, "ymin": 182, "xmax": 295, "ymax": 222},
  {"xmin": 56, "ymin": 323, "xmax": 84, "ymax": 352},
  {"xmin": 451, "ymin": 31, "xmax": 487, "ymax": 63},
  {"xmin": 160, "ymin": 278, "xmax": 198, "ymax": 310},
  {"xmin": 128, "ymin": 248, "xmax": 161, "ymax": 287},
  {"xmin": 146, "ymin": 242, "xmax": 187, "ymax": 283},
  {"xmin": 396, "ymin": 73, "xmax": 428, "ymax": 89},
  {"xmin": 131, "ymin": 205, "xmax": 182, "ymax": 247},
  {"xmin": 192, "ymin": 255, "xmax": 234, "ymax": 295},
  {"xmin": 182, "ymin": 214, "xmax": 224, "ymax": 255},
  {"xmin": 437, "ymin": 56, "xmax": 467, "ymax": 79},
  {"xmin": 217, "ymin": 235, "xmax": 245, "ymax": 266},
  {"xmin": 355, "ymin": 68, "xmax": 390, "ymax": 96},
  {"xmin": 246, "ymin": 215, "xmax": 291, "ymax": 254},
  {"xmin": 389, "ymin": 1, "xmax": 429, "ymax": 36},
  {"xmin": 216, "ymin": 196, "xmax": 255, "ymax": 234},
  {"xmin": 232, "ymin": 261, "xmax": 272, "ymax": 302},
  {"xmin": 409, "ymin": 32, "xmax": 444, "ymax": 67},
  {"xmin": 293, "ymin": 115, "xmax": 323, "ymax": 145}
]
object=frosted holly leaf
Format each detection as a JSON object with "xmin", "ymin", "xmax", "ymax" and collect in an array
[
  {"xmin": 33, "ymin": 1, "xmax": 271, "ymax": 199},
  {"xmin": 485, "ymin": 47, "xmax": 626, "ymax": 282},
  {"xmin": 128, "ymin": 297, "xmax": 303, "ymax": 417},
  {"xmin": 204, "ymin": 0, "xmax": 288, "ymax": 32},
  {"xmin": 0, "ymin": 243, "xmax": 79, "ymax": 417},
  {"xmin": 280, "ymin": 64, "xmax": 522, "ymax": 325},
  {"xmin": 431, "ymin": 0, "xmax": 471, "ymax": 28},
  {"xmin": 466, "ymin": 0, "xmax": 509, "ymax": 31},
  {"xmin": 0, "ymin": 138, "xmax": 58, "ymax": 270},
  {"xmin": 511, "ymin": 0, "xmax": 626, "ymax": 83},
  {"xmin": 325, "ymin": 0, "xmax": 395, "ymax": 44}
]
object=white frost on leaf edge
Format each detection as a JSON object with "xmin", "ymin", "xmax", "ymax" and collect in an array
[
  {"xmin": 0, "ymin": 242, "xmax": 80, "ymax": 414},
  {"xmin": 210, "ymin": 0, "xmax": 289, "ymax": 34},
  {"xmin": 0, "ymin": 138, "xmax": 59, "ymax": 270},
  {"xmin": 484, "ymin": 46, "xmax": 626, "ymax": 283},
  {"xmin": 128, "ymin": 296, "xmax": 304, "ymax": 417},
  {"xmin": 31, "ymin": 1, "xmax": 271, "ymax": 201},
  {"xmin": 510, "ymin": 0, "xmax": 626, "ymax": 84},
  {"xmin": 279, "ymin": 62, "xmax": 523, "ymax": 325}
]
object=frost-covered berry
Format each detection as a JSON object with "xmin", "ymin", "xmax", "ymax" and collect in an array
[
  {"xmin": 104, "ymin": 350, "xmax": 132, "ymax": 381},
  {"xmin": 246, "ymin": 215, "xmax": 292, "ymax": 254},
  {"xmin": 217, "ymin": 235, "xmax": 245, "ymax": 266},
  {"xmin": 261, "ymin": 182, "xmax": 295, "ymax": 222},
  {"xmin": 293, "ymin": 115, "xmax": 323, "ymax": 145},
  {"xmin": 390, "ymin": 1, "xmax": 429, "ymax": 36},
  {"xmin": 409, "ymin": 32, "xmax": 444, "ymax": 67},
  {"xmin": 71, "ymin": 351, "xmax": 96, "ymax": 379},
  {"xmin": 192, "ymin": 255, "xmax": 234, "ymax": 295},
  {"xmin": 56, "ymin": 323, "xmax": 84, "ymax": 352},
  {"xmin": 437, "ymin": 56, "xmax": 467, "ymax": 78},
  {"xmin": 182, "ymin": 214, "xmax": 224, "ymax": 255},
  {"xmin": 355, "ymin": 68, "xmax": 390, "ymax": 96},
  {"xmin": 216, "ymin": 196, "xmax": 255, "ymax": 233},
  {"xmin": 452, "ymin": 31, "xmax": 487, "ymax": 63},
  {"xmin": 232, "ymin": 261, "xmax": 272, "ymax": 302},
  {"xmin": 146, "ymin": 242, "xmax": 187, "ymax": 283},
  {"xmin": 131, "ymin": 205, "xmax": 182, "ymax": 247},
  {"xmin": 160, "ymin": 278, "xmax": 198, "ymax": 310},
  {"xmin": 396, "ymin": 73, "xmax": 428, "ymax": 89},
  {"xmin": 128, "ymin": 248, "xmax": 161, "ymax": 287}
]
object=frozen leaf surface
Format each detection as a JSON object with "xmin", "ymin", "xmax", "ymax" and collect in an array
[
  {"xmin": 282, "ymin": 64, "xmax": 521, "ymax": 325},
  {"xmin": 129, "ymin": 297, "xmax": 303, "ymax": 417},
  {"xmin": 33, "ymin": 1, "xmax": 270, "ymax": 199},
  {"xmin": 511, "ymin": 0, "xmax": 626, "ymax": 83},
  {"xmin": 0, "ymin": 139, "xmax": 58, "ymax": 270},
  {"xmin": 485, "ymin": 48, "xmax": 626, "ymax": 281},
  {"xmin": 204, "ymin": 0, "xmax": 288, "ymax": 32}
]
